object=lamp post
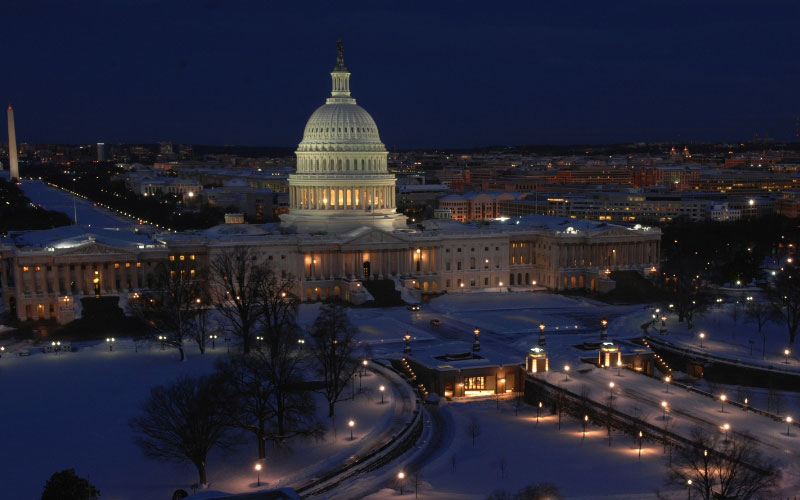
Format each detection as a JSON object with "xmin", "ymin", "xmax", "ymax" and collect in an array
[
  {"xmin": 362, "ymin": 358, "xmax": 368, "ymax": 376},
  {"xmin": 0, "ymin": 346, "xmax": 4, "ymax": 358},
  {"xmin": 661, "ymin": 401, "xmax": 668, "ymax": 420},
  {"xmin": 638, "ymin": 430, "xmax": 643, "ymax": 459},
  {"xmin": 210, "ymin": 334, "xmax": 217, "ymax": 349},
  {"xmin": 787, "ymin": 416, "xmax": 793, "ymax": 436},
  {"xmin": 687, "ymin": 479, "xmax": 692, "ymax": 500},
  {"xmin": 538, "ymin": 322, "xmax": 546, "ymax": 346},
  {"xmin": 699, "ymin": 332, "xmax": 705, "ymax": 348},
  {"xmin": 537, "ymin": 401, "xmax": 542, "ymax": 424},
  {"xmin": 473, "ymin": 327, "xmax": 481, "ymax": 352},
  {"xmin": 664, "ymin": 375, "xmax": 671, "ymax": 393},
  {"xmin": 563, "ymin": 364, "xmax": 570, "ymax": 381},
  {"xmin": 379, "ymin": 384, "xmax": 385, "ymax": 404},
  {"xmin": 403, "ymin": 332, "xmax": 412, "ymax": 355},
  {"xmin": 158, "ymin": 335, "xmax": 166, "ymax": 350},
  {"xmin": 660, "ymin": 315, "xmax": 667, "ymax": 335},
  {"xmin": 608, "ymin": 381, "xmax": 615, "ymax": 401},
  {"xmin": 785, "ymin": 349, "xmax": 791, "ymax": 364},
  {"xmin": 254, "ymin": 463, "xmax": 262, "ymax": 487},
  {"xmin": 348, "ymin": 419, "xmax": 355, "ymax": 440},
  {"xmin": 616, "ymin": 359, "xmax": 623, "ymax": 376},
  {"xmin": 722, "ymin": 423, "xmax": 730, "ymax": 442},
  {"xmin": 397, "ymin": 471, "xmax": 405, "ymax": 495},
  {"xmin": 583, "ymin": 415, "xmax": 588, "ymax": 438},
  {"xmin": 106, "ymin": 337, "xmax": 115, "ymax": 351},
  {"xmin": 600, "ymin": 318, "xmax": 608, "ymax": 339},
  {"xmin": 720, "ymin": 394, "xmax": 727, "ymax": 413}
]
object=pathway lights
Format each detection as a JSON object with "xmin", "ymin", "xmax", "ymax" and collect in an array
[
  {"xmin": 362, "ymin": 359, "xmax": 368, "ymax": 376},
  {"xmin": 537, "ymin": 401, "xmax": 542, "ymax": 424},
  {"xmin": 722, "ymin": 423, "xmax": 730, "ymax": 442},
  {"xmin": 720, "ymin": 394, "xmax": 727, "ymax": 413},
  {"xmin": 785, "ymin": 349, "xmax": 791, "ymax": 364},
  {"xmin": 403, "ymin": 332, "xmax": 412, "ymax": 354},
  {"xmin": 608, "ymin": 381, "xmax": 615, "ymax": 400},
  {"xmin": 255, "ymin": 463, "xmax": 262, "ymax": 487},
  {"xmin": 616, "ymin": 359, "xmax": 623, "ymax": 376},
  {"xmin": 699, "ymin": 332, "xmax": 705, "ymax": 348},
  {"xmin": 106, "ymin": 337, "xmax": 115, "ymax": 351},
  {"xmin": 583, "ymin": 415, "xmax": 589, "ymax": 438},
  {"xmin": 379, "ymin": 384, "xmax": 386, "ymax": 404},
  {"xmin": 564, "ymin": 364, "xmax": 570, "ymax": 381},
  {"xmin": 600, "ymin": 318, "xmax": 608, "ymax": 339},
  {"xmin": 687, "ymin": 479, "xmax": 692, "ymax": 499},
  {"xmin": 638, "ymin": 430, "xmax": 643, "ymax": 459},
  {"xmin": 210, "ymin": 334, "xmax": 218, "ymax": 349},
  {"xmin": 397, "ymin": 471, "xmax": 405, "ymax": 495},
  {"xmin": 664, "ymin": 375, "xmax": 671, "ymax": 393},
  {"xmin": 660, "ymin": 315, "xmax": 667, "ymax": 334},
  {"xmin": 0, "ymin": 346, "xmax": 4, "ymax": 357},
  {"xmin": 661, "ymin": 401, "xmax": 668, "ymax": 420},
  {"xmin": 787, "ymin": 416, "xmax": 793, "ymax": 436},
  {"xmin": 538, "ymin": 322, "xmax": 546, "ymax": 346},
  {"xmin": 348, "ymin": 419, "xmax": 355, "ymax": 440}
]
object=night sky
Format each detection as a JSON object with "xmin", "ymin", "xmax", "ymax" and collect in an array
[{"xmin": 3, "ymin": 1, "xmax": 800, "ymax": 148}]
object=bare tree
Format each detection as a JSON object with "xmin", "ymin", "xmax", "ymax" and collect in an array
[
  {"xmin": 450, "ymin": 453, "xmax": 457, "ymax": 473},
  {"xmin": 668, "ymin": 427, "xmax": 778, "ymax": 500},
  {"xmin": 189, "ymin": 288, "xmax": 214, "ymax": 354},
  {"xmin": 308, "ymin": 303, "xmax": 360, "ymax": 418},
  {"xmin": 767, "ymin": 264, "xmax": 800, "ymax": 347},
  {"xmin": 131, "ymin": 259, "xmax": 206, "ymax": 361},
  {"xmin": 210, "ymin": 247, "xmax": 264, "ymax": 354},
  {"xmin": 467, "ymin": 417, "xmax": 481, "ymax": 446},
  {"xmin": 745, "ymin": 300, "xmax": 774, "ymax": 334},
  {"xmin": 130, "ymin": 375, "xmax": 238, "ymax": 487},
  {"xmin": 497, "ymin": 456, "xmax": 508, "ymax": 479}
]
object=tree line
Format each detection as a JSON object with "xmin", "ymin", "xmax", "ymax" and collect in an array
[{"xmin": 129, "ymin": 246, "xmax": 364, "ymax": 487}]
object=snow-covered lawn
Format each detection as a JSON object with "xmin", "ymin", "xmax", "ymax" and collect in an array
[{"xmin": 0, "ymin": 340, "xmax": 403, "ymax": 500}]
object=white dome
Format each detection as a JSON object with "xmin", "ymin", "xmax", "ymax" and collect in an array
[{"xmin": 299, "ymin": 103, "xmax": 383, "ymax": 149}]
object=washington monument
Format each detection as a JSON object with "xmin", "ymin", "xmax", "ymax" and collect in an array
[{"xmin": 7, "ymin": 105, "xmax": 19, "ymax": 181}]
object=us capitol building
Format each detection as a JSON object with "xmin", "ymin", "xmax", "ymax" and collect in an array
[{"xmin": 0, "ymin": 46, "xmax": 661, "ymax": 323}]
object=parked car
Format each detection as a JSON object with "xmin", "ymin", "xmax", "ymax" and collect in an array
[
  {"xmin": 430, "ymin": 319, "xmax": 441, "ymax": 327},
  {"xmin": 407, "ymin": 304, "xmax": 421, "ymax": 311}
]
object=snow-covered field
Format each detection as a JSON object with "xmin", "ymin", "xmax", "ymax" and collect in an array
[
  {"xmin": 2, "ymin": 288, "xmax": 798, "ymax": 498},
  {"xmin": 0, "ymin": 340, "xmax": 405, "ymax": 500}
]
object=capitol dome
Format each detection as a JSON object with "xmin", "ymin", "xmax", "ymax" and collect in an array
[{"xmin": 281, "ymin": 42, "xmax": 406, "ymax": 234}]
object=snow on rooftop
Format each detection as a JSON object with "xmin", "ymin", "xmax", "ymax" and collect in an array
[{"xmin": 10, "ymin": 225, "xmax": 158, "ymax": 249}]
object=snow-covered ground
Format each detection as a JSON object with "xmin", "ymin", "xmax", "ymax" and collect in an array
[
  {"xmin": 0, "ymin": 340, "xmax": 406, "ymax": 500},
  {"xmin": 2, "ymin": 288, "xmax": 798, "ymax": 498},
  {"xmin": 19, "ymin": 179, "xmax": 138, "ymax": 229}
]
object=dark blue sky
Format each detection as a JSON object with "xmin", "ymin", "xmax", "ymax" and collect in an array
[{"xmin": 3, "ymin": 1, "xmax": 800, "ymax": 148}]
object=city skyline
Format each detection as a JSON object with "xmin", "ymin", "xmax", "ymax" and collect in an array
[{"xmin": 3, "ymin": 2, "xmax": 800, "ymax": 148}]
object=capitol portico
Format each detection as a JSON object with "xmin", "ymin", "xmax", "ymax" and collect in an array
[{"xmin": 0, "ymin": 45, "xmax": 662, "ymax": 323}]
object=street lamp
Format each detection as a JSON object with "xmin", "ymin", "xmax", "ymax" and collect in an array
[
  {"xmin": 661, "ymin": 401, "xmax": 668, "ymax": 420},
  {"xmin": 397, "ymin": 471, "xmax": 405, "ymax": 495},
  {"xmin": 473, "ymin": 327, "xmax": 481, "ymax": 352},
  {"xmin": 687, "ymin": 479, "xmax": 692, "ymax": 500},
  {"xmin": 638, "ymin": 430, "xmax": 643, "ymax": 459},
  {"xmin": 537, "ymin": 401, "xmax": 542, "ymax": 424},
  {"xmin": 787, "ymin": 416, "xmax": 793, "ymax": 436},
  {"xmin": 348, "ymin": 419, "xmax": 355, "ymax": 440},
  {"xmin": 106, "ymin": 337, "xmax": 115, "ymax": 351},
  {"xmin": 210, "ymin": 334, "xmax": 218, "ymax": 349},
  {"xmin": 664, "ymin": 375, "xmax": 671, "ymax": 393},
  {"xmin": 699, "ymin": 332, "xmax": 705, "ymax": 348},
  {"xmin": 720, "ymin": 394, "xmax": 727, "ymax": 413},
  {"xmin": 608, "ymin": 381, "xmax": 615, "ymax": 400},
  {"xmin": 583, "ymin": 414, "xmax": 589, "ymax": 438},
  {"xmin": 158, "ymin": 335, "xmax": 166, "ymax": 350},
  {"xmin": 616, "ymin": 359, "xmax": 623, "ymax": 376},
  {"xmin": 538, "ymin": 322, "xmax": 546, "ymax": 346},
  {"xmin": 379, "ymin": 384, "xmax": 386, "ymax": 404},
  {"xmin": 600, "ymin": 318, "xmax": 608, "ymax": 339},
  {"xmin": 0, "ymin": 346, "xmax": 4, "ymax": 358},
  {"xmin": 722, "ymin": 423, "xmax": 730, "ymax": 442},
  {"xmin": 785, "ymin": 349, "xmax": 791, "ymax": 364},
  {"xmin": 362, "ymin": 358, "xmax": 368, "ymax": 376},
  {"xmin": 404, "ymin": 332, "xmax": 412, "ymax": 354},
  {"xmin": 254, "ymin": 463, "xmax": 262, "ymax": 487},
  {"xmin": 660, "ymin": 315, "xmax": 667, "ymax": 334},
  {"xmin": 563, "ymin": 364, "xmax": 570, "ymax": 381}
]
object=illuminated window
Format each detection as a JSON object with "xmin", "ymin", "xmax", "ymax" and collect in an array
[
  {"xmin": 179, "ymin": 255, "xmax": 185, "ymax": 261},
  {"xmin": 169, "ymin": 255, "xmax": 175, "ymax": 261},
  {"xmin": 114, "ymin": 263, "xmax": 120, "ymax": 269},
  {"xmin": 190, "ymin": 269, "xmax": 195, "ymax": 278},
  {"xmin": 35, "ymin": 266, "xmax": 41, "ymax": 272},
  {"xmin": 136, "ymin": 262, "xmax": 141, "ymax": 268},
  {"xmin": 125, "ymin": 262, "xmax": 131, "ymax": 268},
  {"xmin": 190, "ymin": 254, "xmax": 195, "ymax": 260},
  {"xmin": 463, "ymin": 376, "xmax": 485, "ymax": 390},
  {"xmin": 23, "ymin": 266, "xmax": 29, "ymax": 272}
]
